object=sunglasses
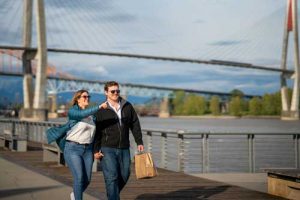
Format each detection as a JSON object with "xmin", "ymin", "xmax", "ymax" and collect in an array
[
  {"xmin": 80, "ymin": 95, "xmax": 91, "ymax": 99},
  {"xmin": 109, "ymin": 89, "xmax": 120, "ymax": 94}
]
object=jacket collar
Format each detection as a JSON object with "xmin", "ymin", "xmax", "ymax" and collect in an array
[
  {"xmin": 107, "ymin": 97, "xmax": 127, "ymax": 111},
  {"xmin": 72, "ymin": 104, "xmax": 82, "ymax": 110}
]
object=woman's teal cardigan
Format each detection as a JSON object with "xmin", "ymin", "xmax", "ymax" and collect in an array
[{"xmin": 46, "ymin": 104, "xmax": 99, "ymax": 151}]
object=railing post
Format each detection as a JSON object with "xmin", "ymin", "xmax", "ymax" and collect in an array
[
  {"xmin": 177, "ymin": 133, "xmax": 184, "ymax": 172},
  {"xmin": 160, "ymin": 132, "xmax": 167, "ymax": 169},
  {"xmin": 147, "ymin": 131, "xmax": 152, "ymax": 152},
  {"xmin": 25, "ymin": 122, "xmax": 30, "ymax": 140},
  {"xmin": 11, "ymin": 120, "xmax": 16, "ymax": 136},
  {"xmin": 33, "ymin": 122, "xmax": 37, "ymax": 141},
  {"xmin": 202, "ymin": 133, "xmax": 209, "ymax": 173},
  {"xmin": 294, "ymin": 134, "xmax": 300, "ymax": 168},
  {"xmin": 38, "ymin": 122, "xmax": 43, "ymax": 142},
  {"xmin": 248, "ymin": 134, "xmax": 255, "ymax": 173}
]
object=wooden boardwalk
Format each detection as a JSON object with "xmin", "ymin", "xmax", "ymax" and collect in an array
[{"xmin": 0, "ymin": 142, "xmax": 284, "ymax": 200}]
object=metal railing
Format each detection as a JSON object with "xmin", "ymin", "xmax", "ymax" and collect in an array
[{"xmin": 1, "ymin": 119, "xmax": 299, "ymax": 173}]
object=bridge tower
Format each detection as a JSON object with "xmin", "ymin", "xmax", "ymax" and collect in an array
[
  {"xmin": 19, "ymin": 0, "xmax": 48, "ymax": 121},
  {"xmin": 159, "ymin": 96, "xmax": 170, "ymax": 118},
  {"xmin": 281, "ymin": 0, "xmax": 300, "ymax": 120}
]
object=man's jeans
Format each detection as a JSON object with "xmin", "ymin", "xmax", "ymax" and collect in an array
[
  {"xmin": 101, "ymin": 147, "xmax": 131, "ymax": 200},
  {"xmin": 64, "ymin": 141, "xmax": 93, "ymax": 200}
]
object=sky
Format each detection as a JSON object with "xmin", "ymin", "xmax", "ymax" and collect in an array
[{"xmin": 0, "ymin": 0, "xmax": 294, "ymax": 96}]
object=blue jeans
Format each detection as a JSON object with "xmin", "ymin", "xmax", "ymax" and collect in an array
[
  {"xmin": 101, "ymin": 147, "xmax": 131, "ymax": 200},
  {"xmin": 64, "ymin": 141, "xmax": 94, "ymax": 200}
]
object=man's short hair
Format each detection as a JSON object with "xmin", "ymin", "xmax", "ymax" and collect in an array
[{"xmin": 104, "ymin": 81, "xmax": 119, "ymax": 91}]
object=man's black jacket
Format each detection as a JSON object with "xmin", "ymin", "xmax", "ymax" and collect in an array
[{"xmin": 93, "ymin": 98, "xmax": 143, "ymax": 152}]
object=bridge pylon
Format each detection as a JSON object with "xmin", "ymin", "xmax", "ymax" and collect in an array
[
  {"xmin": 47, "ymin": 93, "xmax": 58, "ymax": 118},
  {"xmin": 159, "ymin": 96, "xmax": 170, "ymax": 118},
  {"xmin": 19, "ymin": 0, "xmax": 48, "ymax": 121},
  {"xmin": 281, "ymin": 0, "xmax": 300, "ymax": 120}
]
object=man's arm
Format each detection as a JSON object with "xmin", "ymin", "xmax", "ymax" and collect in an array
[
  {"xmin": 93, "ymin": 118, "xmax": 102, "ymax": 153},
  {"xmin": 129, "ymin": 104, "xmax": 144, "ymax": 151}
]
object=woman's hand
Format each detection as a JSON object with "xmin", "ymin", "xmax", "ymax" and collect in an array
[
  {"xmin": 94, "ymin": 152, "xmax": 104, "ymax": 160},
  {"xmin": 99, "ymin": 102, "xmax": 108, "ymax": 109}
]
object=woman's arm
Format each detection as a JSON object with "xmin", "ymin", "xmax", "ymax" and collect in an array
[{"xmin": 68, "ymin": 103, "xmax": 106, "ymax": 120}]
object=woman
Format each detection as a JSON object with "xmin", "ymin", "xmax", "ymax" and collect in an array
[{"xmin": 64, "ymin": 89, "xmax": 106, "ymax": 200}]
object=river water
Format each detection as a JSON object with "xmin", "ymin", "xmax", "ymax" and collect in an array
[
  {"xmin": 139, "ymin": 117, "xmax": 300, "ymax": 133},
  {"xmin": 35, "ymin": 116, "xmax": 300, "ymax": 172},
  {"xmin": 52, "ymin": 116, "xmax": 300, "ymax": 133}
]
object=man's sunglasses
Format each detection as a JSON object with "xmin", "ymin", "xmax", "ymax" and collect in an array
[
  {"xmin": 81, "ymin": 95, "xmax": 91, "ymax": 99},
  {"xmin": 109, "ymin": 89, "xmax": 120, "ymax": 94}
]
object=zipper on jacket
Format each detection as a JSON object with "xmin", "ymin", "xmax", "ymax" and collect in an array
[
  {"xmin": 107, "ymin": 101, "xmax": 125, "ymax": 148},
  {"xmin": 117, "ymin": 107, "xmax": 125, "ymax": 148},
  {"xmin": 104, "ymin": 129, "xmax": 108, "ymax": 142},
  {"xmin": 105, "ymin": 108, "xmax": 122, "ymax": 148},
  {"xmin": 117, "ymin": 122, "xmax": 122, "ymax": 148}
]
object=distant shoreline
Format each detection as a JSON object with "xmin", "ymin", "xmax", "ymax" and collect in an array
[{"xmin": 170, "ymin": 115, "xmax": 281, "ymax": 120}]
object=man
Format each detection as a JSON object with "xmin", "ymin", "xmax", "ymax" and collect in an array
[{"xmin": 93, "ymin": 81, "xmax": 144, "ymax": 200}]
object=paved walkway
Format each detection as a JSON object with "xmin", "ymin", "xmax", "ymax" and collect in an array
[
  {"xmin": 0, "ymin": 157, "xmax": 97, "ymax": 200},
  {"xmin": 0, "ymin": 144, "xmax": 284, "ymax": 200},
  {"xmin": 191, "ymin": 173, "xmax": 267, "ymax": 193}
]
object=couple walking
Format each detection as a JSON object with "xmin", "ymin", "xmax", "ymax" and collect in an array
[{"xmin": 62, "ymin": 81, "xmax": 144, "ymax": 200}]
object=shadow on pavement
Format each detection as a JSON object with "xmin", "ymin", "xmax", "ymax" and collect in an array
[
  {"xmin": 0, "ymin": 185, "xmax": 62, "ymax": 198},
  {"xmin": 135, "ymin": 185, "xmax": 230, "ymax": 200}
]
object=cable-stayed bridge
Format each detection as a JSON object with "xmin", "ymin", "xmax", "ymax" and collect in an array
[
  {"xmin": 0, "ymin": 0, "xmax": 299, "ymax": 120},
  {"xmin": 0, "ymin": 48, "xmax": 257, "ymax": 99}
]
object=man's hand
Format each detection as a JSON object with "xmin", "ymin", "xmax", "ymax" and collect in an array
[
  {"xmin": 94, "ymin": 151, "xmax": 104, "ymax": 160},
  {"xmin": 137, "ymin": 145, "xmax": 144, "ymax": 152}
]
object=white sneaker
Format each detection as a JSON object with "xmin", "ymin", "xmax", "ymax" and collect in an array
[{"xmin": 70, "ymin": 192, "xmax": 75, "ymax": 200}]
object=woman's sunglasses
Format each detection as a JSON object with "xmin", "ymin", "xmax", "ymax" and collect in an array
[{"xmin": 80, "ymin": 95, "xmax": 91, "ymax": 99}]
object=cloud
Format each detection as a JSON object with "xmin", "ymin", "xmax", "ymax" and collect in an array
[
  {"xmin": 88, "ymin": 65, "xmax": 109, "ymax": 75},
  {"xmin": 0, "ymin": 0, "xmax": 289, "ymax": 96},
  {"xmin": 98, "ymin": 14, "xmax": 136, "ymax": 23},
  {"xmin": 194, "ymin": 19, "xmax": 205, "ymax": 24},
  {"xmin": 46, "ymin": 0, "xmax": 113, "ymax": 12},
  {"xmin": 209, "ymin": 40, "xmax": 247, "ymax": 46}
]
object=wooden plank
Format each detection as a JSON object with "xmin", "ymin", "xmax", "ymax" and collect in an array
[{"xmin": 268, "ymin": 176, "xmax": 300, "ymax": 200}]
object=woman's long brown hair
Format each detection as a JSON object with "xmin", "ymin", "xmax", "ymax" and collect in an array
[{"xmin": 70, "ymin": 89, "xmax": 89, "ymax": 106}]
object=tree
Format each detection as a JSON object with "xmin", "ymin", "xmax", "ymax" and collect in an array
[
  {"xmin": 209, "ymin": 96, "xmax": 220, "ymax": 115},
  {"xmin": 182, "ymin": 94, "xmax": 206, "ymax": 115},
  {"xmin": 230, "ymin": 89, "xmax": 244, "ymax": 98},
  {"xmin": 262, "ymin": 94, "xmax": 277, "ymax": 115},
  {"xmin": 273, "ymin": 91, "xmax": 282, "ymax": 115},
  {"xmin": 195, "ymin": 95, "xmax": 207, "ymax": 115},
  {"xmin": 172, "ymin": 90, "xmax": 185, "ymax": 115},
  {"xmin": 249, "ymin": 97, "xmax": 262, "ymax": 115},
  {"xmin": 229, "ymin": 96, "xmax": 242, "ymax": 116}
]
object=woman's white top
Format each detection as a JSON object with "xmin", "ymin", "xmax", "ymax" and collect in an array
[{"xmin": 66, "ymin": 116, "xmax": 96, "ymax": 144}]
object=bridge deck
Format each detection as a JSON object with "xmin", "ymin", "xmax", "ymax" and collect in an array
[{"xmin": 0, "ymin": 142, "xmax": 283, "ymax": 200}]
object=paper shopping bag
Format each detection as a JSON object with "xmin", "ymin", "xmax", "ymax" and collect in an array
[{"xmin": 134, "ymin": 152, "xmax": 158, "ymax": 179}]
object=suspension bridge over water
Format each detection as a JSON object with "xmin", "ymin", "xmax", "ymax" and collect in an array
[{"xmin": 0, "ymin": 0, "xmax": 299, "ymax": 120}]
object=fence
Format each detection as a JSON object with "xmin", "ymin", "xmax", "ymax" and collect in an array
[{"xmin": 0, "ymin": 119, "xmax": 299, "ymax": 173}]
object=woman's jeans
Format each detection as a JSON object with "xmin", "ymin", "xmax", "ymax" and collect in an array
[
  {"xmin": 101, "ymin": 147, "xmax": 131, "ymax": 200},
  {"xmin": 64, "ymin": 141, "xmax": 93, "ymax": 200}
]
